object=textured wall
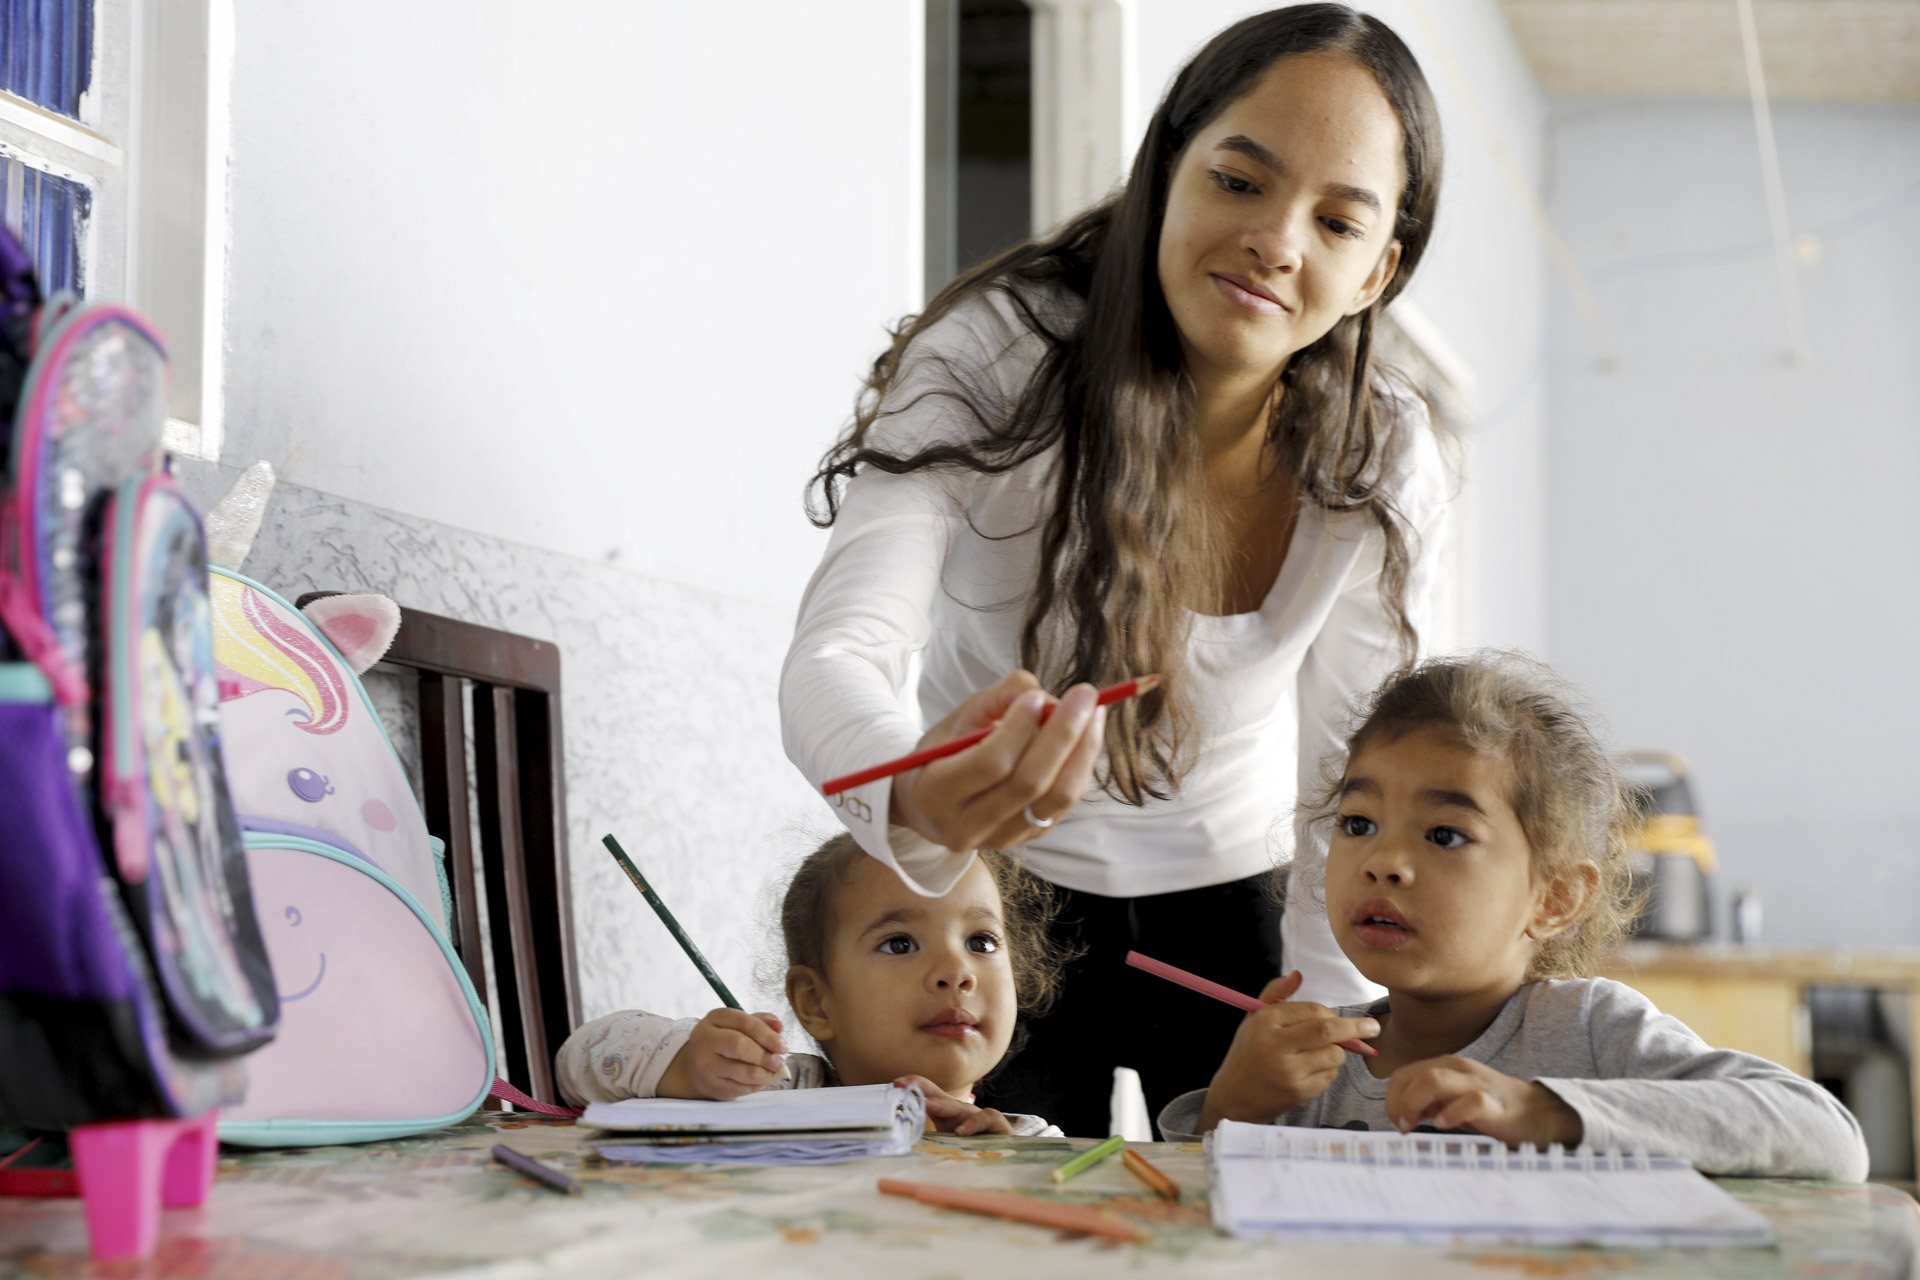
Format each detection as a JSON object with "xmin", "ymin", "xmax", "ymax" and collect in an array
[{"xmin": 179, "ymin": 461, "xmax": 835, "ymax": 1036}]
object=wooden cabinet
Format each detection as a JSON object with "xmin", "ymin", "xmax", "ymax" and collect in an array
[{"xmin": 1602, "ymin": 942, "xmax": 1920, "ymax": 1171}]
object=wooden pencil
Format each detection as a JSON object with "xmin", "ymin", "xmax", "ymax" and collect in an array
[
  {"xmin": 602, "ymin": 833, "xmax": 789, "ymax": 1082},
  {"xmin": 1120, "ymin": 1147, "xmax": 1180, "ymax": 1201},
  {"xmin": 491, "ymin": 1144, "xmax": 581, "ymax": 1196},
  {"xmin": 1050, "ymin": 1134, "xmax": 1126, "ymax": 1184},
  {"xmin": 1124, "ymin": 950, "xmax": 1378, "ymax": 1056},
  {"xmin": 821, "ymin": 675, "xmax": 1161, "ymax": 797},
  {"xmin": 877, "ymin": 1177, "xmax": 1141, "ymax": 1243},
  {"xmin": 601, "ymin": 833, "xmax": 740, "ymax": 1010}
]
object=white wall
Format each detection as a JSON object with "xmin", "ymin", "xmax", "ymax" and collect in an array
[
  {"xmin": 1136, "ymin": 0, "xmax": 1553, "ymax": 654},
  {"xmin": 1544, "ymin": 100, "xmax": 1920, "ymax": 946},
  {"xmin": 213, "ymin": 3, "xmax": 925, "ymax": 1031},
  {"xmin": 222, "ymin": 2, "xmax": 921, "ymax": 617}
]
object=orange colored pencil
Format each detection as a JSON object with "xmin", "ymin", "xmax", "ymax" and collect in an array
[
  {"xmin": 877, "ymin": 1177, "xmax": 1142, "ymax": 1243},
  {"xmin": 821, "ymin": 675, "xmax": 1161, "ymax": 797},
  {"xmin": 1120, "ymin": 1148, "xmax": 1180, "ymax": 1202}
]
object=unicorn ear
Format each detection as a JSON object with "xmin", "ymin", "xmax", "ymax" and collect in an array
[{"xmin": 301, "ymin": 594, "xmax": 401, "ymax": 675}]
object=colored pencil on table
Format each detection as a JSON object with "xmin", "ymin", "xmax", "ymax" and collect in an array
[
  {"xmin": 491, "ymin": 1144, "xmax": 581, "ymax": 1196},
  {"xmin": 602, "ymin": 834, "xmax": 741, "ymax": 1009},
  {"xmin": 1120, "ymin": 1147, "xmax": 1180, "ymax": 1201},
  {"xmin": 821, "ymin": 674, "xmax": 1162, "ymax": 797},
  {"xmin": 1124, "ymin": 950, "xmax": 1379, "ymax": 1056},
  {"xmin": 1050, "ymin": 1133, "xmax": 1126, "ymax": 1184},
  {"xmin": 877, "ymin": 1178, "xmax": 1141, "ymax": 1243}
]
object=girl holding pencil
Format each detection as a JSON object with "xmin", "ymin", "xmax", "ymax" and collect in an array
[
  {"xmin": 782, "ymin": 3, "xmax": 1451, "ymax": 1135},
  {"xmin": 557, "ymin": 833, "xmax": 1068, "ymax": 1137}
]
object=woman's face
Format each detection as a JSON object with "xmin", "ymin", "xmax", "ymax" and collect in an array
[{"xmin": 1156, "ymin": 54, "xmax": 1407, "ymax": 387}]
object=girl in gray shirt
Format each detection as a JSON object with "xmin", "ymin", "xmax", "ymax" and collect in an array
[{"xmin": 1159, "ymin": 654, "xmax": 1868, "ymax": 1181}]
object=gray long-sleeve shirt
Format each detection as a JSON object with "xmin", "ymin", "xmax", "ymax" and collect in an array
[{"xmin": 1158, "ymin": 977, "xmax": 1868, "ymax": 1181}]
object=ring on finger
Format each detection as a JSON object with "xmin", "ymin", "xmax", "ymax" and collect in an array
[{"xmin": 1022, "ymin": 804, "xmax": 1056, "ymax": 829}]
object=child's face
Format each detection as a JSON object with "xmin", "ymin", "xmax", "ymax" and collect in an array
[
  {"xmin": 1323, "ymin": 728, "xmax": 1564, "ymax": 1001},
  {"xmin": 788, "ymin": 856, "xmax": 1017, "ymax": 1097}
]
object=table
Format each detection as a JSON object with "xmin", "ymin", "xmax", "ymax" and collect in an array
[
  {"xmin": 1604, "ymin": 942, "xmax": 1920, "ymax": 1170},
  {"xmin": 1, "ymin": 1114, "xmax": 1915, "ymax": 1279}
]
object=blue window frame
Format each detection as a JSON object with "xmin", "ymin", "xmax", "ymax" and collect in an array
[
  {"xmin": 0, "ymin": 154, "xmax": 85, "ymax": 294},
  {"xmin": 1, "ymin": 0, "xmax": 93, "ymax": 119},
  {"xmin": 0, "ymin": 0, "xmax": 93, "ymax": 293}
]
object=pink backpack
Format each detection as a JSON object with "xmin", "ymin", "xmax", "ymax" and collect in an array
[{"xmin": 210, "ymin": 569, "xmax": 497, "ymax": 1145}]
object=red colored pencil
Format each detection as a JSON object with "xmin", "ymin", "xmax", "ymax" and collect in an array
[
  {"xmin": 1125, "ymin": 950, "xmax": 1379, "ymax": 1056},
  {"xmin": 820, "ymin": 675, "xmax": 1161, "ymax": 797}
]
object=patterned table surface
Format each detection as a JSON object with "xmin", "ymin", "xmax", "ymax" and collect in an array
[{"xmin": 1, "ymin": 1114, "xmax": 1915, "ymax": 1279}]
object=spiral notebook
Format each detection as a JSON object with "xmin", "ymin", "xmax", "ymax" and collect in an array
[
  {"xmin": 1206, "ymin": 1122, "xmax": 1775, "ymax": 1247},
  {"xmin": 580, "ymin": 1083, "xmax": 926, "ymax": 1165}
]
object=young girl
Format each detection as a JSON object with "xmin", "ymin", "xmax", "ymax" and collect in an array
[
  {"xmin": 556, "ymin": 835, "xmax": 1067, "ymax": 1137},
  {"xmin": 1159, "ymin": 654, "xmax": 1869, "ymax": 1181}
]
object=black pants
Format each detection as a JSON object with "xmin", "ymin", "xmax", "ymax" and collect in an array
[{"xmin": 980, "ymin": 873, "xmax": 1284, "ymax": 1138}]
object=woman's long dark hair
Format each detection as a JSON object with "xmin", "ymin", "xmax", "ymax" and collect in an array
[{"xmin": 808, "ymin": 4, "xmax": 1443, "ymax": 805}]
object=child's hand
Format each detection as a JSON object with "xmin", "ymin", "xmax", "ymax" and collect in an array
[
  {"xmin": 894, "ymin": 1074, "xmax": 1014, "ymax": 1135},
  {"xmin": 1198, "ymin": 971, "xmax": 1380, "ymax": 1132},
  {"xmin": 1384, "ymin": 1055, "xmax": 1583, "ymax": 1149},
  {"xmin": 657, "ymin": 1009, "xmax": 787, "ymax": 1100}
]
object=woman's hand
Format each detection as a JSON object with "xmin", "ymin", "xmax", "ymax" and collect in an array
[
  {"xmin": 897, "ymin": 1074, "xmax": 1015, "ymax": 1135},
  {"xmin": 656, "ymin": 1009, "xmax": 787, "ymax": 1101},
  {"xmin": 1384, "ymin": 1056, "xmax": 1583, "ymax": 1149},
  {"xmin": 890, "ymin": 670, "xmax": 1108, "ymax": 853},
  {"xmin": 1198, "ymin": 972, "xmax": 1381, "ymax": 1132}
]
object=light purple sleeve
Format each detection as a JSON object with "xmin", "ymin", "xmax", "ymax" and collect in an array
[{"xmin": 554, "ymin": 1009, "xmax": 699, "ymax": 1108}]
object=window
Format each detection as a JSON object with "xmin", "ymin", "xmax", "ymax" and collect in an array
[
  {"xmin": 925, "ymin": 0, "xmax": 1135, "ymax": 300},
  {"xmin": 0, "ymin": 0, "xmax": 228, "ymax": 461},
  {"xmin": 925, "ymin": 0, "xmax": 1033, "ymax": 297}
]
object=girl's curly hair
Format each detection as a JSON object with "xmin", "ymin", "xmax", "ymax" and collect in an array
[
  {"xmin": 779, "ymin": 834, "xmax": 1073, "ymax": 1020},
  {"xmin": 1301, "ymin": 652, "xmax": 1643, "ymax": 979}
]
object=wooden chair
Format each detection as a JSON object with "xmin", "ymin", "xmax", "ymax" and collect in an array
[{"xmin": 298, "ymin": 595, "xmax": 580, "ymax": 1106}]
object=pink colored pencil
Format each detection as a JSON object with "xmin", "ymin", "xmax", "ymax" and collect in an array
[
  {"xmin": 821, "ymin": 674, "xmax": 1161, "ymax": 797},
  {"xmin": 1125, "ymin": 950, "xmax": 1378, "ymax": 1056},
  {"xmin": 877, "ymin": 1177, "xmax": 1142, "ymax": 1243}
]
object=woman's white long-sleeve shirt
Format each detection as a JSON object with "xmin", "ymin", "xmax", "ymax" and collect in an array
[{"xmin": 780, "ymin": 286, "xmax": 1451, "ymax": 1008}]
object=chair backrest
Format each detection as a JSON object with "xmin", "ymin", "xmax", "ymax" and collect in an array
[{"xmin": 300, "ymin": 595, "xmax": 578, "ymax": 1106}]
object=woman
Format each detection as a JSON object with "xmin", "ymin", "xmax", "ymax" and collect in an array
[{"xmin": 781, "ymin": 4, "xmax": 1449, "ymax": 1136}]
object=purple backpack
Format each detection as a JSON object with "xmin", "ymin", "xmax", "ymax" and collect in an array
[{"xmin": 0, "ymin": 229, "xmax": 277, "ymax": 1134}]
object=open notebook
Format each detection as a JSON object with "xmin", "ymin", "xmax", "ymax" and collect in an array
[
  {"xmin": 580, "ymin": 1083, "xmax": 927, "ymax": 1165},
  {"xmin": 1207, "ymin": 1122, "xmax": 1775, "ymax": 1248}
]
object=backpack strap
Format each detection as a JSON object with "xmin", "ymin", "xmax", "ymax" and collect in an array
[{"xmin": 488, "ymin": 1078, "xmax": 581, "ymax": 1119}]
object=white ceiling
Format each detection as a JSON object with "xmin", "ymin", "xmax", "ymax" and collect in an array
[{"xmin": 1497, "ymin": 0, "xmax": 1920, "ymax": 102}]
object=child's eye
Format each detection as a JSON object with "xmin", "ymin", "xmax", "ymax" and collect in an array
[
  {"xmin": 1209, "ymin": 169, "xmax": 1256, "ymax": 195},
  {"xmin": 968, "ymin": 932, "xmax": 1002, "ymax": 954},
  {"xmin": 1338, "ymin": 814, "xmax": 1376, "ymax": 837},
  {"xmin": 1427, "ymin": 826, "xmax": 1471, "ymax": 849},
  {"xmin": 1322, "ymin": 216, "xmax": 1363, "ymax": 239},
  {"xmin": 876, "ymin": 934, "xmax": 917, "ymax": 956}
]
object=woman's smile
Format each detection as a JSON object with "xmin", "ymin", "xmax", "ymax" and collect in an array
[{"xmin": 1211, "ymin": 272, "xmax": 1288, "ymax": 316}]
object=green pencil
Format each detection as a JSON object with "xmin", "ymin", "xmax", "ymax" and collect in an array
[
  {"xmin": 1050, "ymin": 1134, "xmax": 1126, "ymax": 1184},
  {"xmin": 601, "ymin": 833, "xmax": 741, "ymax": 1010}
]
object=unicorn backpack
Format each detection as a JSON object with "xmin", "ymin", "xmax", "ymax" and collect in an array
[
  {"xmin": 0, "ymin": 229, "xmax": 277, "ymax": 1255},
  {"xmin": 208, "ymin": 565, "xmax": 499, "ymax": 1144}
]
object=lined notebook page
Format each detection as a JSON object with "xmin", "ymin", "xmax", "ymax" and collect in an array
[{"xmin": 1208, "ymin": 1123, "xmax": 1775, "ymax": 1247}]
